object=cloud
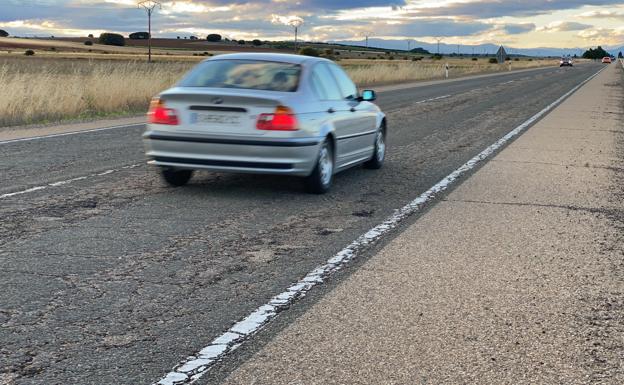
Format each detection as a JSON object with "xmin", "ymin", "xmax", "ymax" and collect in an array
[
  {"xmin": 577, "ymin": 9, "xmax": 624, "ymax": 19},
  {"xmin": 502, "ymin": 23, "xmax": 536, "ymax": 34},
  {"xmin": 413, "ymin": 0, "xmax": 624, "ymax": 18},
  {"xmin": 538, "ymin": 21, "xmax": 593, "ymax": 32}
]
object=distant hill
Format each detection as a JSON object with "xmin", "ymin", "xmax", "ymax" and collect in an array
[{"xmin": 330, "ymin": 38, "xmax": 599, "ymax": 57}]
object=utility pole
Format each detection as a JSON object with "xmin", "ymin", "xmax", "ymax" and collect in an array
[
  {"xmin": 407, "ymin": 39, "xmax": 412, "ymax": 52},
  {"xmin": 457, "ymin": 44, "xmax": 460, "ymax": 55},
  {"xmin": 289, "ymin": 18, "xmax": 304, "ymax": 53},
  {"xmin": 435, "ymin": 37, "xmax": 443, "ymax": 55},
  {"xmin": 138, "ymin": 0, "xmax": 161, "ymax": 63}
]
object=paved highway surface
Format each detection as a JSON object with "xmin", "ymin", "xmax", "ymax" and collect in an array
[{"xmin": 0, "ymin": 63, "xmax": 605, "ymax": 385}]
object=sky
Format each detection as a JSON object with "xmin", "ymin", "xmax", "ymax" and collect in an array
[{"xmin": 1, "ymin": 0, "xmax": 623, "ymax": 49}]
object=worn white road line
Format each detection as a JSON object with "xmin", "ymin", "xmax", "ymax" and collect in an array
[
  {"xmin": 0, "ymin": 164, "xmax": 142, "ymax": 199},
  {"xmin": 415, "ymin": 94, "xmax": 451, "ymax": 104},
  {"xmin": 0, "ymin": 122, "xmax": 144, "ymax": 145},
  {"xmin": 152, "ymin": 66, "xmax": 607, "ymax": 385}
]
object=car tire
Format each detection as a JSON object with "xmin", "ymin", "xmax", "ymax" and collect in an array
[
  {"xmin": 364, "ymin": 125, "xmax": 386, "ymax": 170},
  {"xmin": 305, "ymin": 139, "xmax": 334, "ymax": 194},
  {"xmin": 161, "ymin": 168, "xmax": 193, "ymax": 187}
]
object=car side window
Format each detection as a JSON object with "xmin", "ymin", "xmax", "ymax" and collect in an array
[
  {"xmin": 327, "ymin": 64, "xmax": 357, "ymax": 100},
  {"xmin": 310, "ymin": 70, "xmax": 329, "ymax": 100},
  {"xmin": 312, "ymin": 64, "xmax": 343, "ymax": 100}
]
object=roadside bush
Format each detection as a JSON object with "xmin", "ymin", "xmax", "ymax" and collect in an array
[
  {"xmin": 129, "ymin": 32, "xmax": 150, "ymax": 40},
  {"xmin": 432, "ymin": 54, "xmax": 443, "ymax": 60},
  {"xmin": 514, "ymin": 58, "xmax": 520, "ymax": 61},
  {"xmin": 0, "ymin": 29, "xmax": 9, "ymax": 37},
  {"xmin": 388, "ymin": 56, "xmax": 394, "ymax": 60},
  {"xmin": 84, "ymin": 41, "xmax": 93, "ymax": 46},
  {"xmin": 190, "ymin": 36, "xmax": 198, "ymax": 40},
  {"xmin": 88, "ymin": 34, "xmax": 94, "ymax": 38},
  {"xmin": 488, "ymin": 57, "xmax": 498, "ymax": 64},
  {"xmin": 412, "ymin": 56, "xmax": 423, "ymax": 61},
  {"xmin": 471, "ymin": 57, "xmax": 478, "ymax": 61},
  {"xmin": 206, "ymin": 34, "xmax": 222, "ymax": 42},
  {"xmin": 24, "ymin": 49, "xmax": 35, "ymax": 56},
  {"xmin": 99, "ymin": 33, "xmax": 125, "ymax": 46},
  {"xmin": 299, "ymin": 47, "xmax": 320, "ymax": 57},
  {"xmin": 252, "ymin": 39, "xmax": 262, "ymax": 46},
  {"xmin": 528, "ymin": 58, "xmax": 533, "ymax": 61}
]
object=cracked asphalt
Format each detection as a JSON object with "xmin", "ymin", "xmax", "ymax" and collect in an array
[{"xmin": 0, "ymin": 63, "xmax": 607, "ymax": 385}]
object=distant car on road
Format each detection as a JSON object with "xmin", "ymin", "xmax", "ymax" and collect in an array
[
  {"xmin": 143, "ymin": 53, "xmax": 387, "ymax": 194},
  {"xmin": 559, "ymin": 57, "xmax": 573, "ymax": 67},
  {"xmin": 602, "ymin": 57, "xmax": 612, "ymax": 64}
]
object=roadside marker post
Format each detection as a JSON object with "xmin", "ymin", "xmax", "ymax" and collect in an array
[{"xmin": 445, "ymin": 63, "xmax": 449, "ymax": 79}]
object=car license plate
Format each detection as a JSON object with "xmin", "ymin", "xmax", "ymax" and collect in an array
[{"xmin": 192, "ymin": 112, "xmax": 241, "ymax": 125}]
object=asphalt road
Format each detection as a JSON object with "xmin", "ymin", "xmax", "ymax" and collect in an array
[{"xmin": 0, "ymin": 63, "xmax": 605, "ymax": 385}]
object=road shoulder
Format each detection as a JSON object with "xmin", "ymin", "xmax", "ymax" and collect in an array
[{"xmin": 219, "ymin": 63, "xmax": 624, "ymax": 384}]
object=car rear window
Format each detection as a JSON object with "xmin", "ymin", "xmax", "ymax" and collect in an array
[{"xmin": 178, "ymin": 60, "xmax": 301, "ymax": 92}]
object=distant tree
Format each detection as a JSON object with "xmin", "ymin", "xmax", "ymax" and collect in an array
[
  {"xmin": 619, "ymin": 51, "xmax": 623, "ymax": 59},
  {"xmin": 299, "ymin": 47, "xmax": 320, "ymax": 57},
  {"xmin": 582, "ymin": 46, "xmax": 610, "ymax": 59},
  {"xmin": 0, "ymin": 30, "xmax": 8, "ymax": 37},
  {"xmin": 410, "ymin": 47, "xmax": 430, "ymax": 55},
  {"xmin": 129, "ymin": 32, "xmax": 150, "ymax": 40},
  {"xmin": 237, "ymin": 39, "xmax": 245, "ymax": 45},
  {"xmin": 252, "ymin": 39, "xmax": 262, "ymax": 46},
  {"xmin": 206, "ymin": 34, "xmax": 222, "ymax": 42},
  {"xmin": 84, "ymin": 41, "xmax": 93, "ymax": 46},
  {"xmin": 98, "ymin": 33, "xmax": 125, "ymax": 46},
  {"xmin": 176, "ymin": 36, "xmax": 180, "ymax": 39},
  {"xmin": 88, "ymin": 34, "xmax": 94, "ymax": 38},
  {"xmin": 189, "ymin": 35, "xmax": 198, "ymax": 40}
]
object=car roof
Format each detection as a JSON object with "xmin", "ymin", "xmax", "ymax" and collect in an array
[{"xmin": 204, "ymin": 52, "xmax": 331, "ymax": 65}]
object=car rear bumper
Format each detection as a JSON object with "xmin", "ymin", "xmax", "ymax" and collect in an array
[{"xmin": 143, "ymin": 131, "xmax": 322, "ymax": 176}]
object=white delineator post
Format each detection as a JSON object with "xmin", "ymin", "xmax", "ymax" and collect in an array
[{"xmin": 445, "ymin": 63, "xmax": 449, "ymax": 79}]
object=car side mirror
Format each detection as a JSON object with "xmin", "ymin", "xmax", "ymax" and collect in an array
[{"xmin": 360, "ymin": 90, "xmax": 376, "ymax": 102}]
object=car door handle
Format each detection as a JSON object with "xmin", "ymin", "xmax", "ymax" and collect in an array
[{"xmin": 327, "ymin": 108, "xmax": 335, "ymax": 113}]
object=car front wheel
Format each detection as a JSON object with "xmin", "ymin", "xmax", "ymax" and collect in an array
[
  {"xmin": 305, "ymin": 139, "xmax": 334, "ymax": 194},
  {"xmin": 364, "ymin": 125, "xmax": 386, "ymax": 169},
  {"xmin": 161, "ymin": 168, "xmax": 193, "ymax": 187}
]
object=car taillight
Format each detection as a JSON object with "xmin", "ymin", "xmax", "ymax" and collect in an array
[
  {"xmin": 148, "ymin": 98, "xmax": 179, "ymax": 125},
  {"xmin": 256, "ymin": 106, "xmax": 299, "ymax": 131}
]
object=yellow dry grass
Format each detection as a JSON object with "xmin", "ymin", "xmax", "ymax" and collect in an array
[
  {"xmin": 0, "ymin": 55, "xmax": 558, "ymax": 127},
  {"xmin": 0, "ymin": 57, "xmax": 194, "ymax": 127},
  {"xmin": 343, "ymin": 58, "xmax": 558, "ymax": 86}
]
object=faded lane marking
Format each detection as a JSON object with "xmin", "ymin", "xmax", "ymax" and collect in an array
[
  {"xmin": 0, "ymin": 123, "xmax": 144, "ymax": 145},
  {"xmin": 0, "ymin": 164, "xmax": 142, "ymax": 199},
  {"xmin": 152, "ymin": 64, "xmax": 608, "ymax": 385}
]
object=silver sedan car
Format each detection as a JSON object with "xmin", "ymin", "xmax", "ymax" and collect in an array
[{"xmin": 143, "ymin": 53, "xmax": 387, "ymax": 193}]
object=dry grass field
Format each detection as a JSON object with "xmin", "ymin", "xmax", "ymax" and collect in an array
[
  {"xmin": 343, "ymin": 58, "xmax": 557, "ymax": 85},
  {"xmin": 0, "ymin": 56, "xmax": 194, "ymax": 127},
  {"xmin": 0, "ymin": 53, "xmax": 558, "ymax": 127}
]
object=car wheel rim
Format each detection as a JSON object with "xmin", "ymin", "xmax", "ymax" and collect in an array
[
  {"xmin": 319, "ymin": 145, "xmax": 332, "ymax": 186},
  {"xmin": 376, "ymin": 130, "xmax": 385, "ymax": 162}
]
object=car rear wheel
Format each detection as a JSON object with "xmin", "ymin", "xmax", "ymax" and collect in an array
[
  {"xmin": 305, "ymin": 139, "xmax": 333, "ymax": 194},
  {"xmin": 364, "ymin": 125, "xmax": 386, "ymax": 169},
  {"xmin": 161, "ymin": 168, "xmax": 193, "ymax": 187}
]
